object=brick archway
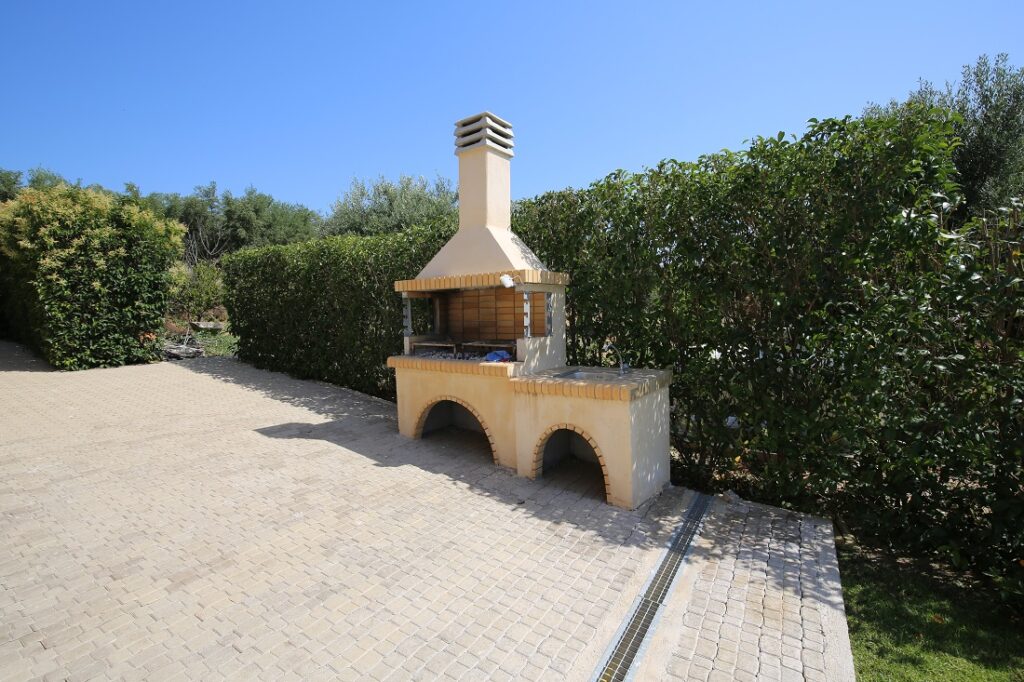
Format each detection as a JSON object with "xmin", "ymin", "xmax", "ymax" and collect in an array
[
  {"xmin": 531, "ymin": 424, "xmax": 610, "ymax": 502},
  {"xmin": 413, "ymin": 395, "xmax": 498, "ymax": 464}
]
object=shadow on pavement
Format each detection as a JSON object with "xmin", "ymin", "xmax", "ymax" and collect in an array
[
  {"xmin": 0, "ymin": 340, "xmax": 54, "ymax": 373},
  {"xmin": 178, "ymin": 356, "xmax": 685, "ymax": 550}
]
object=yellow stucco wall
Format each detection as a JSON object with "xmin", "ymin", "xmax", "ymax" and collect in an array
[
  {"xmin": 393, "ymin": 366, "xmax": 520, "ymax": 469},
  {"xmin": 390, "ymin": 361, "xmax": 672, "ymax": 510},
  {"xmin": 628, "ymin": 387, "xmax": 672, "ymax": 507},
  {"xmin": 511, "ymin": 391, "xmax": 634, "ymax": 507},
  {"xmin": 457, "ymin": 145, "xmax": 511, "ymax": 231}
]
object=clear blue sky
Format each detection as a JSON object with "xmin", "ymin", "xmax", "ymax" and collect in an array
[{"xmin": 2, "ymin": 1, "xmax": 1020, "ymax": 213}]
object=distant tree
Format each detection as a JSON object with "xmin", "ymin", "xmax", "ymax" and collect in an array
[
  {"xmin": 26, "ymin": 167, "xmax": 70, "ymax": 190},
  {"xmin": 323, "ymin": 175, "xmax": 457, "ymax": 236},
  {"xmin": 221, "ymin": 187, "xmax": 321, "ymax": 251},
  {"xmin": 138, "ymin": 182, "xmax": 320, "ymax": 260},
  {"xmin": 868, "ymin": 53, "xmax": 1024, "ymax": 218},
  {"xmin": 0, "ymin": 169, "xmax": 22, "ymax": 202},
  {"xmin": 140, "ymin": 182, "xmax": 228, "ymax": 264},
  {"xmin": 4, "ymin": 167, "xmax": 112, "ymax": 199},
  {"xmin": 142, "ymin": 182, "xmax": 222, "ymax": 240}
]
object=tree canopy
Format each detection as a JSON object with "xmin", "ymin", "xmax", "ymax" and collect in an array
[
  {"xmin": 323, "ymin": 175, "xmax": 457, "ymax": 236},
  {"xmin": 0, "ymin": 170, "xmax": 21, "ymax": 203},
  {"xmin": 868, "ymin": 53, "xmax": 1024, "ymax": 219},
  {"xmin": 136, "ymin": 182, "xmax": 322, "ymax": 262}
]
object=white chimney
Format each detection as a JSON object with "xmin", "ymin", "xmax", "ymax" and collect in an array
[
  {"xmin": 410, "ymin": 111, "xmax": 547, "ymax": 280},
  {"xmin": 454, "ymin": 112, "xmax": 514, "ymax": 232}
]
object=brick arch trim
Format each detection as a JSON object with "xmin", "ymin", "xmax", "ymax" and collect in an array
[
  {"xmin": 413, "ymin": 395, "xmax": 498, "ymax": 464},
  {"xmin": 532, "ymin": 424, "xmax": 610, "ymax": 503}
]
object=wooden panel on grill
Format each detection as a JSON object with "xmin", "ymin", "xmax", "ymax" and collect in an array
[
  {"xmin": 437, "ymin": 287, "xmax": 547, "ymax": 342},
  {"xmin": 530, "ymin": 292, "xmax": 546, "ymax": 336},
  {"xmin": 436, "ymin": 297, "xmax": 449, "ymax": 336},
  {"xmin": 477, "ymin": 288, "xmax": 495, "ymax": 337},
  {"xmin": 496, "ymin": 287, "xmax": 516, "ymax": 307},
  {"xmin": 445, "ymin": 291, "xmax": 463, "ymax": 338},
  {"xmin": 463, "ymin": 290, "xmax": 480, "ymax": 339},
  {"xmin": 479, "ymin": 295, "xmax": 496, "ymax": 320},
  {"xmin": 496, "ymin": 285, "xmax": 517, "ymax": 340}
]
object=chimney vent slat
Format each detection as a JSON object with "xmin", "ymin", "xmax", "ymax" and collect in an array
[
  {"xmin": 455, "ymin": 110, "xmax": 512, "ymax": 129},
  {"xmin": 454, "ymin": 111, "xmax": 514, "ymax": 158}
]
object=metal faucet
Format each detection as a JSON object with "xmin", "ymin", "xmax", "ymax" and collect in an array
[{"xmin": 603, "ymin": 342, "xmax": 629, "ymax": 375}]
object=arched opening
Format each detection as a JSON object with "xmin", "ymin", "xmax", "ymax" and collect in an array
[
  {"xmin": 535, "ymin": 427, "xmax": 608, "ymax": 502},
  {"xmin": 416, "ymin": 398, "xmax": 496, "ymax": 463}
]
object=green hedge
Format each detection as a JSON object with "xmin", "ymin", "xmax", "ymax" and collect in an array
[
  {"xmin": 222, "ymin": 109, "xmax": 1021, "ymax": 599},
  {"xmin": 0, "ymin": 185, "xmax": 183, "ymax": 368},
  {"xmin": 222, "ymin": 222, "xmax": 454, "ymax": 399},
  {"xmin": 513, "ymin": 109, "xmax": 1022, "ymax": 599}
]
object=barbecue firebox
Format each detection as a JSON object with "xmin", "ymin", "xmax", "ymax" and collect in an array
[{"xmin": 387, "ymin": 112, "xmax": 671, "ymax": 509}]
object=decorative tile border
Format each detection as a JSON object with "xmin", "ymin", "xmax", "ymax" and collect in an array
[
  {"xmin": 511, "ymin": 368, "xmax": 672, "ymax": 402},
  {"xmin": 394, "ymin": 268, "xmax": 569, "ymax": 293},
  {"xmin": 387, "ymin": 357, "xmax": 672, "ymax": 401},
  {"xmin": 386, "ymin": 355, "xmax": 520, "ymax": 377}
]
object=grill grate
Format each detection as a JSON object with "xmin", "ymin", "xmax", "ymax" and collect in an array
[{"xmin": 594, "ymin": 493, "xmax": 712, "ymax": 682}]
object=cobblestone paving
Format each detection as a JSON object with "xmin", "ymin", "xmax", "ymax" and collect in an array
[
  {"xmin": 0, "ymin": 342, "xmax": 853, "ymax": 681},
  {"xmin": 0, "ymin": 343, "xmax": 687, "ymax": 681},
  {"xmin": 635, "ymin": 495, "xmax": 855, "ymax": 682}
]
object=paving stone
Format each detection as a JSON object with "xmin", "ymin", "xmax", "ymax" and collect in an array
[
  {"xmin": 802, "ymin": 648, "xmax": 826, "ymax": 672},
  {"xmin": 637, "ymin": 493, "xmax": 854, "ymax": 681},
  {"xmin": 736, "ymin": 650, "xmax": 759, "ymax": 674},
  {"xmin": 0, "ymin": 342, "xmax": 853, "ymax": 681}
]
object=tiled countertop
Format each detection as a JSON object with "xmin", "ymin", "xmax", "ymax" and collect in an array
[{"xmin": 511, "ymin": 366, "xmax": 672, "ymax": 402}]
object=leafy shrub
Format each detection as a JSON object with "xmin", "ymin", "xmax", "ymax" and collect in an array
[
  {"xmin": 0, "ymin": 185, "xmax": 183, "ymax": 368},
  {"xmin": 0, "ymin": 169, "xmax": 21, "ymax": 202},
  {"xmin": 136, "ymin": 181, "xmax": 322, "ymax": 262},
  {"xmin": 323, "ymin": 175, "xmax": 458, "ymax": 236},
  {"xmin": 222, "ymin": 221, "xmax": 454, "ymax": 399},
  {"xmin": 868, "ymin": 53, "xmax": 1024, "ymax": 218},
  {"xmin": 513, "ymin": 108, "xmax": 1022, "ymax": 600},
  {"xmin": 168, "ymin": 260, "xmax": 225, "ymax": 323}
]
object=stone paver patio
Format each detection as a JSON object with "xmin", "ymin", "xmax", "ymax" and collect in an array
[{"xmin": 0, "ymin": 341, "xmax": 853, "ymax": 681}]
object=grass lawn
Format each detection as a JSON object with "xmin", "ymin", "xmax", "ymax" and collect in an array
[{"xmin": 839, "ymin": 542, "xmax": 1024, "ymax": 681}]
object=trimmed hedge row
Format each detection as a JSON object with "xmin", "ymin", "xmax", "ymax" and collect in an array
[
  {"xmin": 512, "ymin": 109, "xmax": 1022, "ymax": 598},
  {"xmin": 222, "ymin": 222, "xmax": 454, "ymax": 399},
  {"xmin": 223, "ymin": 109, "xmax": 1022, "ymax": 598},
  {"xmin": 0, "ymin": 185, "xmax": 183, "ymax": 369}
]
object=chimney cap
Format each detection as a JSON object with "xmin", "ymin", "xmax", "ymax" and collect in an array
[{"xmin": 454, "ymin": 111, "xmax": 514, "ymax": 158}]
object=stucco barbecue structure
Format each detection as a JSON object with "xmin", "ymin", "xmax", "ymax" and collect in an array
[{"xmin": 387, "ymin": 112, "xmax": 672, "ymax": 509}]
